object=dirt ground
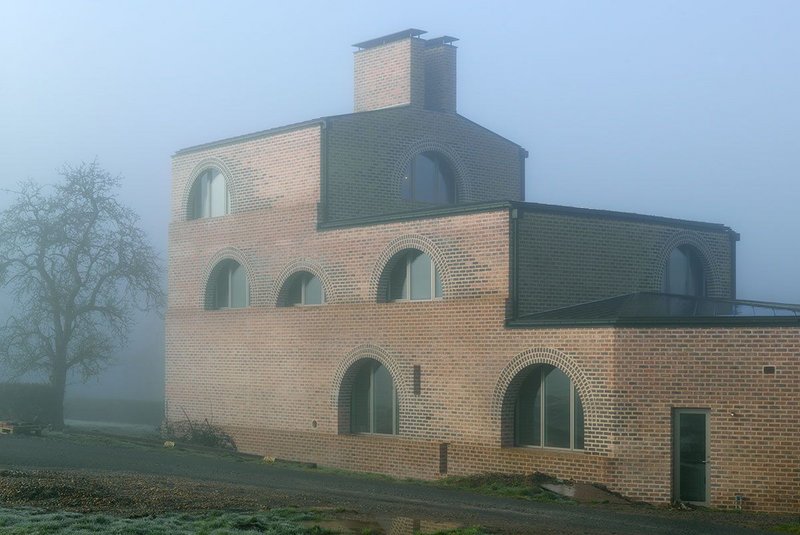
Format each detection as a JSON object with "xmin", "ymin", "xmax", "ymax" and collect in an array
[{"xmin": 0, "ymin": 431, "xmax": 795, "ymax": 534}]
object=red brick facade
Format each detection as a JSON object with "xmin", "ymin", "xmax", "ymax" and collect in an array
[{"xmin": 166, "ymin": 30, "xmax": 799, "ymax": 513}]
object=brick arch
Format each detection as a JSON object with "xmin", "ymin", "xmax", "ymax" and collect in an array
[
  {"xmin": 200, "ymin": 247, "xmax": 257, "ymax": 309},
  {"xmin": 655, "ymin": 232, "xmax": 724, "ymax": 297},
  {"xmin": 181, "ymin": 157, "xmax": 237, "ymax": 222},
  {"xmin": 331, "ymin": 344, "xmax": 409, "ymax": 435},
  {"xmin": 492, "ymin": 347, "xmax": 595, "ymax": 448},
  {"xmin": 369, "ymin": 234, "xmax": 451, "ymax": 302},
  {"xmin": 270, "ymin": 258, "xmax": 336, "ymax": 306},
  {"xmin": 392, "ymin": 140, "xmax": 473, "ymax": 202}
]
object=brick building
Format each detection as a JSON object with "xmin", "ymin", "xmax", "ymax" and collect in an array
[{"xmin": 166, "ymin": 29, "xmax": 800, "ymax": 512}]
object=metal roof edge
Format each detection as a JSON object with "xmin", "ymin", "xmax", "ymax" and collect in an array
[
  {"xmin": 510, "ymin": 201, "xmax": 735, "ymax": 235},
  {"xmin": 173, "ymin": 118, "xmax": 326, "ymax": 157},
  {"xmin": 318, "ymin": 201, "xmax": 512, "ymax": 231}
]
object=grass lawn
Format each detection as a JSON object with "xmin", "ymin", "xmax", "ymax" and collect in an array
[{"xmin": 0, "ymin": 507, "xmax": 491, "ymax": 534}]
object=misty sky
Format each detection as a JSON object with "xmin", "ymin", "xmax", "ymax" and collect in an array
[{"xmin": 1, "ymin": 1, "xmax": 798, "ymax": 399}]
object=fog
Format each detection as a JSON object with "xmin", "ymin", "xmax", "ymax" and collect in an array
[{"xmin": 1, "ymin": 1, "xmax": 798, "ymax": 403}]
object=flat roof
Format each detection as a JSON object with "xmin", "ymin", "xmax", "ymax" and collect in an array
[
  {"xmin": 353, "ymin": 29, "xmax": 426, "ymax": 50},
  {"xmin": 508, "ymin": 292, "xmax": 800, "ymax": 328}
]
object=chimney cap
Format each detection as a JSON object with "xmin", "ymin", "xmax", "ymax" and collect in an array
[
  {"xmin": 425, "ymin": 36, "xmax": 459, "ymax": 47},
  {"xmin": 353, "ymin": 29, "xmax": 426, "ymax": 50}
]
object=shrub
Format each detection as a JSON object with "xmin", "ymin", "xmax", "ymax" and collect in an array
[{"xmin": 161, "ymin": 415, "xmax": 237, "ymax": 451}]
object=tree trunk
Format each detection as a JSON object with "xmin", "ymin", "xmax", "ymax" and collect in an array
[{"xmin": 50, "ymin": 363, "xmax": 67, "ymax": 429}]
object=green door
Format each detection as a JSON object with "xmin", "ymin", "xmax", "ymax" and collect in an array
[{"xmin": 673, "ymin": 409, "xmax": 709, "ymax": 504}]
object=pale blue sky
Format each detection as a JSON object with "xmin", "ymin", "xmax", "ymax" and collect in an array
[{"xmin": 1, "ymin": 1, "xmax": 798, "ymax": 398}]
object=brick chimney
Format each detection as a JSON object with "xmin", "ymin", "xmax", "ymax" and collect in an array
[{"xmin": 353, "ymin": 29, "xmax": 458, "ymax": 114}]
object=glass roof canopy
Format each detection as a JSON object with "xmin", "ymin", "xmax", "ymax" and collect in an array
[{"xmin": 510, "ymin": 292, "xmax": 800, "ymax": 328}]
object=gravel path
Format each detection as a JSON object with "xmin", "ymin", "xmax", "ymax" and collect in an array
[{"xmin": 0, "ymin": 432, "xmax": 784, "ymax": 534}]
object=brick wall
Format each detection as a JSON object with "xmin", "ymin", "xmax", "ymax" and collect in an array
[
  {"xmin": 515, "ymin": 206, "xmax": 735, "ymax": 314},
  {"xmin": 423, "ymin": 43, "xmax": 457, "ymax": 113},
  {"xmin": 609, "ymin": 327, "xmax": 800, "ymax": 512},
  {"xmin": 324, "ymin": 107, "xmax": 523, "ymax": 221},
  {"xmin": 354, "ymin": 37, "xmax": 426, "ymax": 112},
  {"xmin": 171, "ymin": 124, "xmax": 321, "ymax": 224}
]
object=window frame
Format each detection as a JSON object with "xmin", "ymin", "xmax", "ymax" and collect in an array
[
  {"xmin": 387, "ymin": 250, "xmax": 442, "ymax": 302},
  {"xmin": 514, "ymin": 365, "xmax": 585, "ymax": 451},
  {"xmin": 350, "ymin": 359, "xmax": 398, "ymax": 436},
  {"xmin": 402, "ymin": 151, "xmax": 456, "ymax": 205},
  {"xmin": 188, "ymin": 167, "xmax": 231, "ymax": 220},
  {"xmin": 210, "ymin": 260, "xmax": 248, "ymax": 310},
  {"xmin": 285, "ymin": 272, "xmax": 325, "ymax": 307},
  {"xmin": 664, "ymin": 245, "xmax": 707, "ymax": 297}
]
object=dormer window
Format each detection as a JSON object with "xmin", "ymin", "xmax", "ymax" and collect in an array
[
  {"xmin": 402, "ymin": 152, "xmax": 455, "ymax": 205},
  {"xmin": 188, "ymin": 167, "xmax": 230, "ymax": 219},
  {"xmin": 664, "ymin": 245, "xmax": 706, "ymax": 297}
]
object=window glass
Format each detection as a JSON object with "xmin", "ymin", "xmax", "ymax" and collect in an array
[
  {"xmin": 229, "ymin": 263, "xmax": 247, "ymax": 308},
  {"xmin": 372, "ymin": 363, "xmax": 395, "ymax": 434},
  {"xmin": 209, "ymin": 170, "xmax": 227, "ymax": 217},
  {"xmin": 543, "ymin": 367, "xmax": 571, "ymax": 448},
  {"xmin": 350, "ymin": 359, "xmax": 397, "ymax": 435},
  {"xmin": 516, "ymin": 368, "xmax": 541, "ymax": 446},
  {"xmin": 403, "ymin": 152, "xmax": 455, "ymax": 205},
  {"xmin": 665, "ymin": 246, "xmax": 705, "ymax": 297},
  {"xmin": 189, "ymin": 168, "xmax": 230, "ymax": 219},
  {"xmin": 413, "ymin": 154, "xmax": 438, "ymax": 203},
  {"xmin": 350, "ymin": 364, "xmax": 372, "ymax": 434},
  {"xmin": 389, "ymin": 258, "xmax": 408, "ymax": 300},
  {"xmin": 387, "ymin": 250, "xmax": 441, "ymax": 301},
  {"xmin": 283, "ymin": 272, "xmax": 324, "ymax": 306},
  {"xmin": 215, "ymin": 267, "xmax": 229, "ymax": 308},
  {"xmin": 410, "ymin": 251, "xmax": 432, "ymax": 300},
  {"xmin": 304, "ymin": 274, "xmax": 323, "ymax": 305},
  {"xmin": 286, "ymin": 276, "xmax": 303, "ymax": 305},
  {"xmin": 515, "ymin": 364, "xmax": 584, "ymax": 450},
  {"xmin": 210, "ymin": 260, "xmax": 247, "ymax": 309}
]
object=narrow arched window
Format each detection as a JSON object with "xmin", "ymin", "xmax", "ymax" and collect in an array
[
  {"xmin": 388, "ymin": 250, "xmax": 442, "ymax": 301},
  {"xmin": 402, "ymin": 152, "xmax": 455, "ymax": 205},
  {"xmin": 515, "ymin": 365, "xmax": 584, "ymax": 450},
  {"xmin": 188, "ymin": 167, "xmax": 230, "ymax": 219},
  {"xmin": 350, "ymin": 359, "xmax": 397, "ymax": 435},
  {"xmin": 281, "ymin": 272, "xmax": 324, "ymax": 306},
  {"xmin": 209, "ymin": 260, "xmax": 248, "ymax": 309},
  {"xmin": 664, "ymin": 245, "xmax": 706, "ymax": 297}
]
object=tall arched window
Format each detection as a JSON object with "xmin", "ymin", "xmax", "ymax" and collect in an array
[
  {"xmin": 280, "ymin": 271, "xmax": 324, "ymax": 306},
  {"xmin": 208, "ymin": 260, "xmax": 248, "ymax": 309},
  {"xmin": 664, "ymin": 245, "xmax": 706, "ymax": 297},
  {"xmin": 402, "ymin": 152, "xmax": 455, "ymax": 205},
  {"xmin": 388, "ymin": 250, "xmax": 442, "ymax": 301},
  {"xmin": 188, "ymin": 167, "xmax": 230, "ymax": 219},
  {"xmin": 350, "ymin": 359, "xmax": 397, "ymax": 435},
  {"xmin": 515, "ymin": 365, "xmax": 584, "ymax": 450}
]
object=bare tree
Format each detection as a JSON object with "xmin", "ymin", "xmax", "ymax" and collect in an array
[{"xmin": 0, "ymin": 162, "xmax": 164, "ymax": 427}]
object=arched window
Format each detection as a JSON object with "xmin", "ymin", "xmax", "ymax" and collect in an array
[
  {"xmin": 388, "ymin": 250, "xmax": 442, "ymax": 301},
  {"xmin": 188, "ymin": 167, "xmax": 230, "ymax": 219},
  {"xmin": 350, "ymin": 359, "xmax": 397, "ymax": 435},
  {"xmin": 208, "ymin": 260, "xmax": 248, "ymax": 309},
  {"xmin": 664, "ymin": 245, "xmax": 706, "ymax": 297},
  {"xmin": 280, "ymin": 272, "xmax": 324, "ymax": 306},
  {"xmin": 402, "ymin": 151, "xmax": 455, "ymax": 205},
  {"xmin": 515, "ymin": 365, "xmax": 584, "ymax": 450}
]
